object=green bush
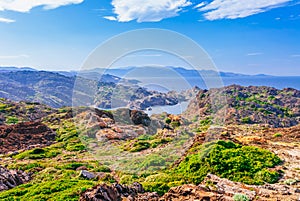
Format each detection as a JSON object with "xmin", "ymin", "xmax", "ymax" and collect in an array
[
  {"xmin": 61, "ymin": 163, "xmax": 87, "ymax": 170},
  {"xmin": 130, "ymin": 141, "xmax": 151, "ymax": 152},
  {"xmin": 14, "ymin": 148, "xmax": 61, "ymax": 160},
  {"xmin": 6, "ymin": 116, "xmax": 19, "ymax": 124},
  {"xmin": 137, "ymin": 134, "xmax": 154, "ymax": 141},
  {"xmin": 171, "ymin": 121, "xmax": 180, "ymax": 128},
  {"xmin": 0, "ymin": 103, "xmax": 7, "ymax": 112},
  {"xmin": 233, "ymin": 194, "xmax": 250, "ymax": 201},
  {"xmin": 120, "ymin": 174, "xmax": 138, "ymax": 184},
  {"xmin": 199, "ymin": 117, "xmax": 212, "ymax": 126},
  {"xmin": 93, "ymin": 165, "xmax": 111, "ymax": 173},
  {"xmin": 66, "ymin": 143, "xmax": 86, "ymax": 151},
  {"xmin": 241, "ymin": 117, "xmax": 251, "ymax": 124},
  {"xmin": 273, "ymin": 133, "xmax": 282, "ymax": 138},
  {"xmin": 142, "ymin": 140, "xmax": 281, "ymax": 195},
  {"xmin": 123, "ymin": 136, "xmax": 172, "ymax": 152},
  {"xmin": 165, "ymin": 118, "xmax": 171, "ymax": 124}
]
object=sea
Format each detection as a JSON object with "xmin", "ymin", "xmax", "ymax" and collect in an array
[
  {"xmin": 132, "ymin": 76, "xmax": 300, "ymax": 92},
  {"xmin": 141, "ymin": 76, "xmax": 300, "ymax": 115}
]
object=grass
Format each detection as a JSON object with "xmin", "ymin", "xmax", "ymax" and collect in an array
[
  {"xmin": 0, "ymin": 118, "xmax": 105, "ymax": 200},
  {"xmin": 122, "ymin": 134, "xmax": 173, "ymax": 152},
  {"xmin": 0, "ymin": 179, "xmax": 96, "ymax": 201},
  {"xmin": 13, "ymin": 147, "xmax": 61, "ymax": 160}
]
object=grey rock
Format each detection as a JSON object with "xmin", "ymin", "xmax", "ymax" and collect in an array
[
  {"xmin": 79, "ymin": 170, "xmax": 96, "ymax": 180},
  {"xmin": 0, "ymin": 166, "xmax": 31, "ymax": 192}
]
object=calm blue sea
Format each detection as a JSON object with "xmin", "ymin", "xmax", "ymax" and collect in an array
[{"xmin": 133, "ymin": 76, "xmax": 300, "ymax": 92}]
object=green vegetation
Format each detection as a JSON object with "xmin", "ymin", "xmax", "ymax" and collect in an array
[
  {"xmin": 0, "ymin": 97, "xmax": 287, "ymax": 200},
  {"xmin": 273, "ymin": 133, "xmax": 282, "ymax": 138},
  {"xmin": 200, "ymin": 116, "xmax": 212, "ymax": 126},
  {"xmin": 13, "ymin": 147, "xmax": 61, "ymax": 160},
  {"xmin": 0, "ymin": 103, "xmax": 8, "ymax": 112},
  {"xmin": 170, "ymin": 120, "xmax": 180, "ymax": 128},
  {"xmin": 0, "ymin": 118, "xmax": 114, "ymax": 200},
  {"xmin": 165, "ymin": 118, "xmax": 171, "ymax": 124},
  {"xmin": 6, "ymin": 116, "xmax": 19, "ymax": 124},
  {"xmin": 233, "ymin": 194, "xmax": 250, "ymax": 201},
  {"xmin": 241, "ymin": 117, "xmax": 251, "ymax": 124},
  {"xmin": 231, "ymin": 92, "xmax": 295, "ymax": 120},
  {"xmin": 141, "ymin": 140, "xmax": 281, "ymax": 195},
  {"xmin": 122, "ymin": 134, "xmax": 172, "ymax": 152},
  {"xmin": 0, "ymin": 179, "xmax": 96, "ymax": 201}
]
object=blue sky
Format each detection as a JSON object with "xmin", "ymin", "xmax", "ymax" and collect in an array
[{"xmin": 0, "ymin": 0, "xmax": 300, "ymax": 75}]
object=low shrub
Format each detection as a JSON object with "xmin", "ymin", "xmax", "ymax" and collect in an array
[
  {"xmin": 142, "ymin": 140, "xmax": 281, "ymax": 194},
  {"xmin": 233, "ymin": 194, "xmax": 250, "ymax": 201}
]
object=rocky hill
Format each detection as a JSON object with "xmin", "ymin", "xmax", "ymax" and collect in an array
[
  {"xmin": 0, "ymin": 71, "xmax": 193, "ymax": 109},
  {"xmin": 0, "ymin": 98, "xmax": 56, "ymax": 125},
  {"xmin": 185, "ymin": 85, "xmax": 300, "ymax": 127},
  {"xmin": 0, "ymin": 88, "xmax": 299, "ymax": 200}
]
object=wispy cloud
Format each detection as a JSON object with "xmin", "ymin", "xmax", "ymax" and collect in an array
[
  {"xmin": 103, "ymin": 16, "xmax": 117, "ymax": 21},
  {"xmin": 0, "ymin": 54, "xmax": 29, "ymax": 59},
  {"xmin": 0, "ymin": 0, "xmax": 84, "ymax": 13},
  {"xmin": 247, "ymin": 52, "xmax": 263, "ymax": 56},
  {"xmin": 109, "ymin": 0, "xmax": 192, "ymax": 22},
  {"xmin": 0, "ymin": 17, "xmax": 15, "ymax": 23},
  {"xmin": 194, "ymin": 2, "xmax": 207, "ymax": 9},
  {"xmin": 291, "ymin": 54, "xmax": 300, "ymax": 57},
  {"xmin": 198, "ymin": 0, "xmax": 291, "ymax": 20}
]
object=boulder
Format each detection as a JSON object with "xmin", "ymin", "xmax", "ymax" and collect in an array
[
  {"xmin": 129, "ymin": 110, "xmax": 151, "ymax": 126},
  {"xmin": 0, "ymin": 166, "xmax": 31, "ymax": 192},
  {"xmin": 79, "ymin": 170, "xmax": 96, "ymax": 180}
]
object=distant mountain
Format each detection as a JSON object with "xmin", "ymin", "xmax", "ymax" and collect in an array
[
  {"xmin": 0, "ymin": 66, "xmax": 272, "ymax": 79},
  {"xmin": 80, "ymin": 66, "xmax": 272, "ymax": 78},
  {"xmin": 0, "ymin": 67, "xmax": 36, "ymax": 72}
]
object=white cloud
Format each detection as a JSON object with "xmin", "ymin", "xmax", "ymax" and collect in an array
[
  {"xmin": 0, "ymin": 0, "xmax": 84, "ymax": 13},
  {"xmin": 199, "ymin": 0, "xmax": 291, "ymax": 20},
  {"xmin": 0, "ymin": 17, "xmax": 15, "ymax": 23},
  {"xmin": 194, "ymin": 2, "xmax": 207, "ymax": 9},
  {"xmin": 110, "ymin": 0, "xmax": 192, "ymax": 22},
  {"xmin": 247, "ymin": 52, "xmax": 263, "ymax": 56},
  {"xmin": 103, "ymin": 16, "xmax": 117, "ymax": 21}
]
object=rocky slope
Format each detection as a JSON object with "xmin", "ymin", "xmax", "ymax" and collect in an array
[
  {"xmin": 185, "ymin": 85, "xmax": 300, "ymax": 127},
  {"xmin": 0, "ymin": 71, "xmax": 195, "ymax": 109},
  {"xmin": 0, "ymin": 121, "xmax": 56, "ymax": 154},
  {"xmin": 0, "ymin": 98, "xmax": 55, "ymax": 125}
]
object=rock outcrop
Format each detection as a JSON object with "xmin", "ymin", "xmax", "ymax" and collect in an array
[
  {"xmin": 80, "ymin": 182, "xmax": 160, "ymax": 201},
  {"xmin": 0, "ymin": 166, "xmax": 31, "ymax": 191},
  {"xmin": 185, "ymin": 85, "xmax": 300, "ymax": 127},
  {"xmin": 0, "ymin": 121, "xmax": 56, "ymax": 154},
  {"xmin": 0, "ymin": 98, "xmax": 55, "ymax": 125},
  {"xmin": 129, "ymin": 110, "xmax": 151, "ymax": 126},
  {"xmin": 161, "ymin": 174, "xmax": 300, "ymax": 201}
]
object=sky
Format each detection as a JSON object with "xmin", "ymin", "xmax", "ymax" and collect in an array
[{"xmin": 0, "ymin": 0, "xmax": 300, "ymax": 75}]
